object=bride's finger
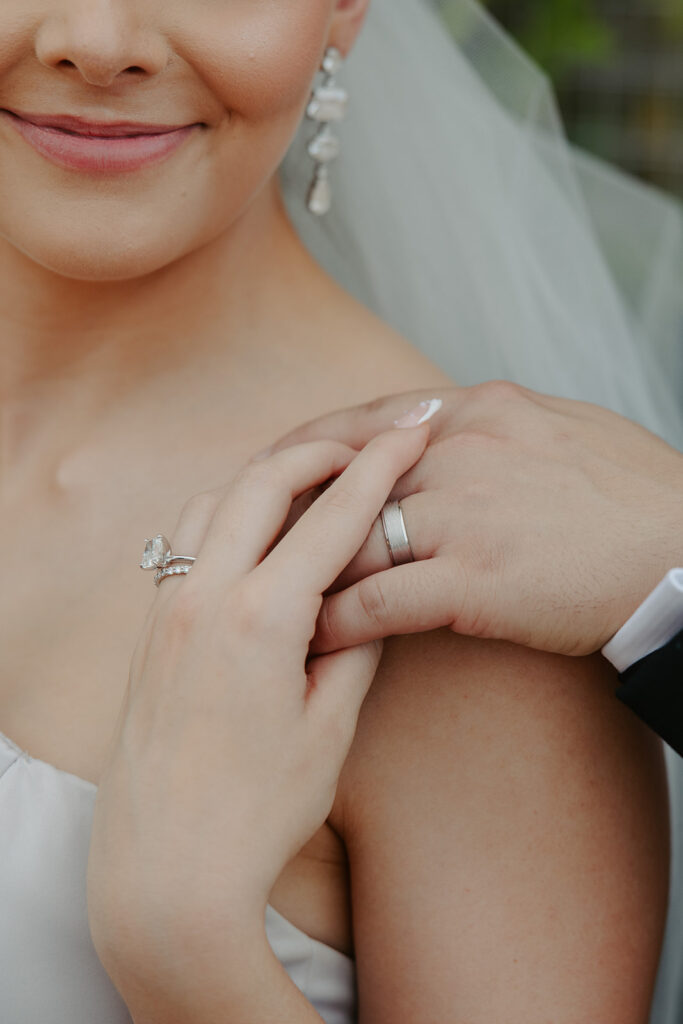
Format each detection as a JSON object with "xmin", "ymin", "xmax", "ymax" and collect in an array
[
  {"xmin": 165, "ymin": 490, "xmax": 224, "ymax": 570},
  {"xmin": 262, "ymin": 426, "xmax": 430, "ymax": 598},
  {"xmin": 192, "ymin": 441, "xmax": 357, "ymax": 582},
  {"xmin": 306, "ymin": 641, "xmax": 383, "ymax": 753},
  {"xmin": 263, "ymin": 390, "xmax": 443, "ymax": 454}
]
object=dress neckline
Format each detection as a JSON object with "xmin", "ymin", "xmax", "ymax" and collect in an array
[
  {"xmin": 0, "ymin": 727, "xmax": 354, "ymax": 967},
  {"xmin": 0, "ymin": 725, "xmax": 97, "ymax": 790}
]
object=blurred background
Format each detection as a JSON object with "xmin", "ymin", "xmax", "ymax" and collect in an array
[{"xmin": 481, "ymin": 0, "xmax": 683, "ymax": 199}]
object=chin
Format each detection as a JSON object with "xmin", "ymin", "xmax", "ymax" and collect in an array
[
  {"xmin": 11, "ymin": 234, "xmax": 185, "ymax": 282},
  {"xmin": 31, "ymin": 239, "xmax": 189, "ymax": 283},
  {"xmin": 0, "ymin": 199, "xmax": 225, "ymax": 283}
]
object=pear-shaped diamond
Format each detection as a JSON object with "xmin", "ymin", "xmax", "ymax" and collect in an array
[
  {"xmin": 307, "ymin": 86, "xmax": 348, "ymax": 123},
  {"xmin": 307, "ymin": 171, "xmax": 332, "ymax": 216},
  {"xmin": 140, "ymin": 534, "xmax": 172, "ymax": 570}
]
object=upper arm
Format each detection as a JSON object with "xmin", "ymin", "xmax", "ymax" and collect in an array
[{"xmin": 333, "ymin": 630, "xmax": 669, "ymax": 1024}]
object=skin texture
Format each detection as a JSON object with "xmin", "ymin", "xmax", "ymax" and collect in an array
[
  {"xmin": 272, "ymin": 384, "xmax": 683, "ymax": 657},
  {"xmin": 0, "ymin": 2, "xmax": 670, "ymax": 1022}
]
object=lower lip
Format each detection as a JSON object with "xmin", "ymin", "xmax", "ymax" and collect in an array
[{"xmin": 3, "ymin": 113, "xmax": 197, "ymax": 174}]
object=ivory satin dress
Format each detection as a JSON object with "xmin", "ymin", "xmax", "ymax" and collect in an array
[{"xmin": 0, "ymin": 730, "xmax": 356, "ymax": 1024}]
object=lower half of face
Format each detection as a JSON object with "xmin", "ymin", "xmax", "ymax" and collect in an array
[{"xmin": 0, "ymin": 0, "xmax": 336, "ymax": 281}]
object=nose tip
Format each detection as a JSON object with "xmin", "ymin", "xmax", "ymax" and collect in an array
[
  {"xmin": 51, "ymin": 55, "xmax": 144, "ymax": 89},
  {"xmin": 35, "ymin": 15, "xmax": 168, "ymax": 88}
]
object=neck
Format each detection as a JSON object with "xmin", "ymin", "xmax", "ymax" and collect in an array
[
  {"xmin": 1, "ymin": 181, "xmax": 304, "ymax": 399},
  {"xmin": 1, "ymin": 181, "xmax": 319, "ymax": 478}
]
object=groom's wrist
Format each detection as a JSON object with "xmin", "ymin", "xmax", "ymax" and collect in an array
[{"xmin": 602, "ymin": 569, "xmax": 683, "ymax": 673}]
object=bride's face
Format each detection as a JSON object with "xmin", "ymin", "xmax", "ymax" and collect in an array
[{"xmin": 0, "ymin": 0, "xmax": 367, "ymax": 282}]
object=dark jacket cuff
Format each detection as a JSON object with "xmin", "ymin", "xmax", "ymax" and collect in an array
[{"xmin": 616, "ymin": 629, "xmax": 683, "ymax": 756}]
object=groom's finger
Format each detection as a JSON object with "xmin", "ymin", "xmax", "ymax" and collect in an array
[{"xmin": 312, "ymin": 559, "xmax": 465, "ymax": 653}]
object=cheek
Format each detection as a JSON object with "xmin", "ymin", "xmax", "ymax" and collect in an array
[
  {"xmin": 176, "ymin": 2, "xmax": 332, "ymax": 124},
  {"xmin": 170, "ymin": 3, "xmax": 333, "ymax": 263}
]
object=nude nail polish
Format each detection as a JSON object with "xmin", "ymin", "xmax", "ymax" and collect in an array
[{"xmin": 393, "ymin": 398, "xmax": 442, "ymax": 428}]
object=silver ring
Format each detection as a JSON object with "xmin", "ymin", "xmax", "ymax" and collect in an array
[
  {"xmin": 379, "ymin": 500, "xmax": 414, "ymax": 566},
  {"xmin": 140, "ymin": 534, "xmax": 196, "ymax": 581},
  {"xmin": 154, "ymin": 565, "xmax": 192, "ymax": 587}
]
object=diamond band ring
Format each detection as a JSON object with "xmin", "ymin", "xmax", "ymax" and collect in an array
[
  {"xmin": 380, "ymin": 500, "xmax": 414, "ymax": 566},
  {"xmin": 153, "ymin": 564, "xmax": 193, "ymax": 587},
  {"xmin": 140, "ymin": 534, "xmax": 196, "ymax": 586}
]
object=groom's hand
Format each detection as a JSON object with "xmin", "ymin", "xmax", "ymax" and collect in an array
[{"xmin": 268, "ymin": 383, "xmax": 683, "ymax": 657}]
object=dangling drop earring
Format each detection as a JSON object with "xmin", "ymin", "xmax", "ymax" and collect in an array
[{"xmin": 306, "ymin": 46, "xmax": 347, "ymax": 216}]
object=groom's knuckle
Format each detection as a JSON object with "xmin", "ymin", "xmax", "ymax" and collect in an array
[
  {"xmin": 316, "ymin": 598, "xmax": 342, "ymax": 649},
  {"xmin": 448, "ymin": 429, "xmax": 500, "ymax": 456},
  {"xmin": 357, "ymin": 575, "xmax": 391, "ymax": 629},
  {"xmin": 473, "ymin": 379, "xmax": 525, "ymax": 409}
]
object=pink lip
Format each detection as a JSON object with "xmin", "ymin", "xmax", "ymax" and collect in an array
[{"xmin": 1, "ymin": 110, "xmax": 200, "ymax": 174}]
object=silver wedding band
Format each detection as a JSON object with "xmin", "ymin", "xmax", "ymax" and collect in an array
[{"xmin": 380, "ymin": 500, "xmax": 414, "ymax": 566}]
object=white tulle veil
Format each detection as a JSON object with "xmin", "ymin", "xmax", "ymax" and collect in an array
[
  {"xmin": 280, "ymin": 0, "xmax": 683, "ymax": 448},
  {"xmin": 281, "ymin": 2, "xmax": 683, "ymax": 1020}
]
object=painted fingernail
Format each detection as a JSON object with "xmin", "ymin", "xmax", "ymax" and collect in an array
[{"xmin": 393, "ymin": 398, "xmax": 442, "ymax": 429}]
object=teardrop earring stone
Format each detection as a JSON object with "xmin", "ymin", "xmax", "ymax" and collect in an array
[{"xmin": 307, "ymin": 168, "xmax": 332, "ymax": 216}]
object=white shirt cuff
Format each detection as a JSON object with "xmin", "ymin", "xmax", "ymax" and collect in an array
[{"xmin": 602, "ymin": 569, "xmax": 683, "ymax": 673}]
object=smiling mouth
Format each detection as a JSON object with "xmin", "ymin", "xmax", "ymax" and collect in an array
[{"xmin": 1, "ymin": 109, "xmax": 202, "ymax": 173}]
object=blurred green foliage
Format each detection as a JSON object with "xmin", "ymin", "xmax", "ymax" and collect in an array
[
  {"xmin": 660, "ymin": 0, "xmax": 683, "ymax": 36},
  {"xmin": 482, "ymin": 0, "xmax": 683, "ymax": 79},
  {"xmin": 485, "ymin": 0, "xmax": 616, "ymax": 82},
  {"xmin": 477, "ymin": 0, "xmax": 683, "ymax": 196}
]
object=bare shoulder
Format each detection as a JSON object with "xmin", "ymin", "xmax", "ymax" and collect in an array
[
  {"xmin": 295, "ymin": 274, "xmax": 452, "ymax": 408},
  {"xmin": 331, "ymin": 630, "xmax": 669, "ymax": 1021},
  {"xmin": 335, "ymin": 309, "xmax": 450, "ymax": 399}
]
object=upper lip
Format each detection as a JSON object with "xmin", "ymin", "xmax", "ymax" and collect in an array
[{"xmin": 2, "ymin": 110, "xmax": 196, "ymax": 136}]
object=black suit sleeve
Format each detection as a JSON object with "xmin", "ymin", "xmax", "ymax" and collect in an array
[{"xmin": 616, "ymin": 629, "xmax": 683, "ymax": 756}]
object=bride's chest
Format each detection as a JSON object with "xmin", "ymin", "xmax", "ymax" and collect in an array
[
  {"xmin": 0, "ymin": 469, "xmax": 353, "ymax": 957},
  {"xmin": 0, "ymin": 478, "xmax": 156, "ymax": 776}
]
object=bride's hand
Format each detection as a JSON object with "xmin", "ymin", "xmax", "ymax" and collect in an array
[{"xmin": 86, "ymin": 425, "xmax": 429, "ymax": 1004}]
